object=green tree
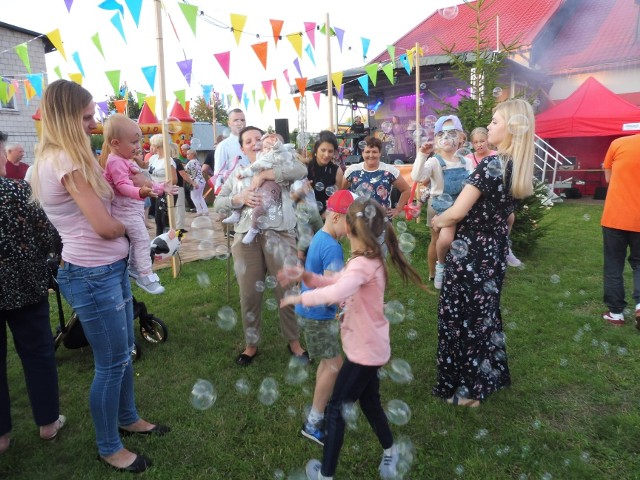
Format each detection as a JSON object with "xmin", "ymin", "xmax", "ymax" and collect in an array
[
  {"xmin": 107, "ymin": 88, "xmax": 142, "ymax": 120},
  {"xmin": 190, "ymin": 95, "xmax": 228, "ymax": 125}
]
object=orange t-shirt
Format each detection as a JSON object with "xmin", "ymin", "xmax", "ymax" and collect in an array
[{"xmin": 601, "ymin": 134, "xmax": 640, "ymax": 232}]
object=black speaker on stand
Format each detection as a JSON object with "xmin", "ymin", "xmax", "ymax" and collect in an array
[{"xmin": 274, "ymin": 118, "xmax": 290, "ymax": 143}]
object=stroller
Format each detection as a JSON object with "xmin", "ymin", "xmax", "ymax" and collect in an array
[{"xmin": 49, "ymin": 254, "xmax": 169, "ymax": 361}]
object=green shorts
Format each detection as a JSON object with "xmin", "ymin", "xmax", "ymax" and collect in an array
[{"xmin": 298, "ymin": 315, "xmax": 341, "ymax": 360}]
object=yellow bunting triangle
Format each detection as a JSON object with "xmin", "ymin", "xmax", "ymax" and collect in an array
[
  {"xmin": 230, "ymin": 13, "xmax": 247, "ymax": 46},
  {"xmin": 69, "ymin": 73, "xmax": 83, "ymax": 85},
  {"xmin": 331, "ymin": 72, "xmax": 343, "ymax": 92},
  {"xmin": 145, "ymin": 96, "xmax": 157, "ymax": 116},
  {"xmin": 46, "ymin": 29, "xmax": 67, "ymax": 61},
  {"xmin": 274, "ymin": 98, "xmax": 281, "ymax": 112},
  {"xmin": 286, "ymin": 33, "xmax": 303, "ymax": 58}
]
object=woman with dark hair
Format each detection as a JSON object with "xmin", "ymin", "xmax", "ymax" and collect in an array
[
  {"xmin": 214, "ymin": 126, "xmax": 308, "ymax": 366},
  {"xmin": 307, "ymin": 131, "xmax": 343, "ymax": 216},
  {"xmin": 0, "ymin": 131, "xmax": 64, "ymax": 454}
]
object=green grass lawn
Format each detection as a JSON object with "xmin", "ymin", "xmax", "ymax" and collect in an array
[{"xmin": 3, "ymin": 201, "xmax": 640, "ymax": 480}]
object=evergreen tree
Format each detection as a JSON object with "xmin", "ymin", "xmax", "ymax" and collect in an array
[{"xmin": 190, "ymin": 95, "xmax": 228, "ymax": 125}]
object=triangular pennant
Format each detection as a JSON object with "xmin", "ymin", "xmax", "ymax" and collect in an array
[
  {"xmin": 230, "ymin": 13, "xmax": 247, "ymax": 46},
  {"xmin": 261, "ymin": 80, "xmax": 273, "ymax": 100},
  {"xmin": 361, "ymin": 37, "xmax": 370, "ymax": 60},
  {"xmin": 273, "ymin": 79, "xmax": 278, "ymax": 99},
  {"xmin": 357, "ymin": 75, "xmax": 369, "ymax": 96},
  {"xmin": 364, "ymin": 64, "xmax": 378, "ymax": 86},
  {"xmin": 0, "ymin": 82, "xmax": 7, "ymax": 105},
  {"xmin": 91, "ymin": 33, "xmax": 105, "ymax": 59},
  {"xmin": 136, "ymin": 92, "xmax": 147, "ymax": 107},
  {"xmin": 331, "ymin": 72, "xmax": 343, "ymax": 92},
  {"xmin": 69, "ymin": 73, "xmax": 83, "ymax": 85},
  {"xmin": 382, "ymin": 63, "xmax": 395, "ymax": 85},
  {"xmin": 176, "ymin": 59, "xmax": 193, "ymax": 86},
  {"xmin": 386, "ymin": 46, "xmax": 396, "ymax": 66},
  {"xmin": 293, "ymin": 58, "xmax": 302, "ymax": 78},
  {"xmin": 304, "ymin": 44, "xmax": 315, "ymax": 66},
  {"xmin": 312, "ymin": 91, "xmax": 322, "ymax": 109},
  {"xmin": 214, "ymin": 52, "xmax": 231, "ymax": 78},
  {"xmin": 274, "ymin": 98, "xmax": 281, "ymax": 112},
  {"xmin": 304, "ymin": 22, "xmax": 316, "ymax": 49},
  {"xmin": 258, "ymin": 98, "xmax": 266, "ymax": 113},
  {"xmin": 64, "ymin": 0, "xmax": 73, "ymax": 12},
  {"xmin": 6, "ymin": 83, "xmax": 16, "ymax": 103},
  {"xmin": 174, "ymin": 89, "xmax": 187, "ymax": 109},
  {"xmin": 24, "ymin": 80, "xmax": 36, "ymax": 102},
  {"xmin": 96, "ymin": 101, "xmax": 109, "ymax": 118},
  {"xmin": 336, "ymin": 84, "xmax": 344, "ymax": 101},
  {"xmin": 293, "ymin": 96, "xmax": 301, "ymax": 111},
  {"xmin": 407, "ymin": 49, "xmax": 414, "ymax": 70},
  {"xmin": 15, "ymin": 43, "xmax": 30, "ymax": 73},
  {"xmin": 334, "ymin": 27, "xmax": 345, "ymax": 52},
  {"xmin": 12, "ymin": 80, "xmax": 21, "ymax": 104},
  {"xmin": 232, "ymin": 84, "xmax": 244, "ymax": 103},
  {"xmin": 114, "ymin": 99, "xmax": 127, "ymax": 114},
  {"xmin": 178, "ymin": 2, "xmax": 198, "ymax": 36},
  {"xmin": 72, "ymin": 52, "xmax": 85, "ymax": 77},
  {"xmin": 282, "ymin": 69, "xmax": 290, "ymax": 86},
  {"xmin": 54, "ymin": 66, "xmax": 62, "ymax": 79},
  {"xmin": 226, "ymin": 94, "xmax": 232, "ymax": 106},
  {"xmin": 251, "ymin": 42, "xmax": 268, "ymax": 70},
  {"xmin": 145, "ymin": 96, "xmax": 157, "ymax": 116},
  {"xmin": 124, "ymin": 0, "xmax": 143, "ymax": 26},
  {"xmin": 242, "ymin": 93, "xmax": 249, "ymax": 110},
  {"xmin": 270, "ymin": 19, "xmax": 284, "ymax": 46},
  {"xmin": 251, "ymin": 89, "xmax": 256, "ymax": 104},
  {"xmin": 319, "ymin": 24, "xmax": 335, "ymax": 36},
  {"xmin": 201, "ymin": 84, "xmax": 213, "ymax": 104},
  {"xmin": 286, "ymin": 33, "xmax": 303, "ymax": 58},
  {"xmin": 141, "ymin": 65, "xmax": 156, "ymax": 91},
  {"xmin": 295, "ymin": 77, "xmax": 307, "ymax": 97},
  {"xmin": 26, "ymin": 73, "xmax": 43, "ymax": 97},
  {"xmin": 400, "ymin": 54, "xmax": 412, "ymax": 75},
  {"xmin": 46, "ymin": 29, "xmax": 67, "ymax": 60},
  {"xmin": 98, "ymin": 0, "xmax": 124, "ymax": 16},
  {"xmin": 105, "ymin": 70, "xmax": 121, "ymax": 94},
  {"xmin": 110, "ymin": 12, "xmax": 127, "ymax": 43}
]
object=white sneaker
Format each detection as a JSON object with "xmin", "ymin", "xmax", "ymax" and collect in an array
[
  {"xmin": 379, "ymin": 444, "xmax": 399, "ymax": 480},
  {"xmin": 506, "ymin": 249, "xmax": 522, "ymax": 267},
  {"xmin": 434, "ymin": 262, "xmax": 445, "ymax": 290},
  {"xmin": 222, "ymin": 210, "xmax": 241, "ymax": 224},
  {"xmin": 305, "ymin": 459, "xmax": 332, "ymax": 480},
  {"xmin": 242, "ymin": 227, "xmax": 260, "ymax": 245},
  {"xmin": 136, "ymin": 273, "xmax": 165, "ymax": 294}
]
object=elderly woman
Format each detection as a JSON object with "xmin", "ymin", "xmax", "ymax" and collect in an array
[
  {"xmin": 214, "ymin": 126, "xmax": 308, "ymax": 366},
  {"xmin": 342, "ymin": 136, "xmax": 410, "ymax": 218},
  {"xmin": 147, "ymin": 134, "xmax": 178, "ymax": 237},
  {"xmin": 0, "ymin": 130, "xmax": 64, "ymax": 453}
]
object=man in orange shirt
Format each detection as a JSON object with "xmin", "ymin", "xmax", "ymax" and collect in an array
[{"xmin": 601, "ymin": 134, "xmax": 640, "ymax": 327}]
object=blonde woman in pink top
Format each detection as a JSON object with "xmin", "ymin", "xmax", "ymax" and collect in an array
[{"xmin": 281, "ymin": 198, "xmax": 425, "ymax": 480}]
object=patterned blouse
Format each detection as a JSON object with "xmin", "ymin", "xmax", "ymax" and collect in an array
[{"xmin": 0, "ymin": 178, "xmax": 60, "ymax": 310}]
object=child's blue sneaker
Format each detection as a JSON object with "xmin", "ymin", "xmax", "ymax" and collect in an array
[{"xmin": 301, "ymin": 422, "xmax": 325, "ymax": 446}]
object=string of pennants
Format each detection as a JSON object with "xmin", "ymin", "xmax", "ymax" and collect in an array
[{"xmin": 1, "ymin": 0, "xmax": 427, "ymax": 114}]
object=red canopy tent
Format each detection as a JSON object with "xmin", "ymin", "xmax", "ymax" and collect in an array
[{"xmin": 535, "ymin": 77, "xmax": 640, "ymax": 138}]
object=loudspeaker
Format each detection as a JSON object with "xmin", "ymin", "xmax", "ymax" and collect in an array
[
  {"xmin": 594, "ymin": 186, "xmax": 608, "ymax": 200},
  {"xmin": 564, "ymin": 187, "xmax": 582, "ymax": 199},
  {"xmin": 274, "ymin": 118, "xmax": 290, "ymax": 143}
]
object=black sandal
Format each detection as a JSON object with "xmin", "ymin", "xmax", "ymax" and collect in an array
[{"xmin": 236, "ymin": 351, "xmax": 257, "ymax": 366}]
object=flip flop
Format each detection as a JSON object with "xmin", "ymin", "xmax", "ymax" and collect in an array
[
  {"xmin": 41, "ymin": 415, "xmax": 66, "ymax": 441},
  {"xmin": 236, "ymin": 351, "xmax": 257, "ymax": 366}
]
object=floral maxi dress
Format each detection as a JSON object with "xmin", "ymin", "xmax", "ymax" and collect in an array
[{"xmin": 433, "ymin": 155, "xmax": 516, "ymax": 402}]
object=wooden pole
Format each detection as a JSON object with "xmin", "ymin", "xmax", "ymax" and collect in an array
[
  {"xmin": 415, "ymin": 42, "xmax": 420, "ymax": 146},
  {"xmin": 326, "ymin": 13, "xmax": 334, "ymax": 132},
  {"xmin": 154, "ymin": 0, "xmax": 178, "ymax": 278}
]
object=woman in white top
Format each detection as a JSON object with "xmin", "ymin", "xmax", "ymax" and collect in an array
[{"xmin": 147, "ymin": 134, "xmax": 178, "ymax": 237}]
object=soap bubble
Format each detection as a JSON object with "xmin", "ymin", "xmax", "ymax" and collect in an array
[
  {"xmin": 419, "ymin": 82, "xmax": 427, "ymax": 90},
  {"xmin": 325, "ymin": 185, "xmax": 337, "ymax": 197},
  {"xmin": 285, "ymin": 356, "xmax": 309, "ymax": 385},
  {"xmin": 190, "ymin": 379, "xmax": 217, "ymax": 410},
  {"xmin": 388, "ymin": 358, "xmax": 414, "ymax": 384},
  {"xmin": 384, "ymin": 300, "xmax": 406, "ymax": 324},
  {"xmin": 395, "ymin": 435, "xmax": 417, "ymax": 477},
  {"xmin": 364, "ymin": 204, "xmax": 377, "ymax": 219},
  {"xmin": 492, "ymin": 87, "xmax": 503, "ymax": 98},
  {"xmin": 487, "ymin": 158, "xmax": 504, "ymax": 177},
  {"xmin": 407, "ymin": 329, "xmax": 418, "ymax": 340},
  {"xmin": 258, "ymin": 377, "xmax": 279, "ymax": 406},
  {"xmin": 358, "ymin": 140, "xmax": 367, "ymax": 151},
  {"xmin": 386, "ymin": 399, "xmax": 412, "ymax": 425},
  {"xmin": 550, "ymin": 274, "xmax": 560, "ymax": 284},
  {"xmin": 166, "ymin": 116, "xmax": 182, "ymax": 134},
  {"xmin": 398, "ymin": 232, "xmax": 416, "ymax": 254},
  {"xmin": 381, "ymin": 121, "xmax": 393, "ymax": 134},
  {"xmin": 216, "ymin": 306, "xmax": 237, "ymax": 330},
  {"xmin": 255, "ymin": 280, "xmax": 265, "ymax": 292},
  {"xmin": 190, "ymin": 137, "xmax": 202, "ymax": 149},
  {"xmin": 396, "ymin": 221, "xmax": 407, "ymax": 233},
  {"xmin": 265, "ymin": 275, "xmax": 278, "ymax": 289},
  {"xmin": 483, "ymin": 280, "xmax": 499, "ymax": 294},
  {"xmin": 507, "ymin": 114, "xmax": 530, "ymax": 136},
  {"xmin": 235, "ymin": 378, "xmax": 250, "ymax": 394},
  {"xmin": 196, "ymin": 272, "xmax": 210, "ymax": 287},
  {"xmin": 450, "ymin": 239, "xmax": 469, "ymax": 258},
  {"xmin": 341, "ymin": 402, "xmax": 359, "ymax": 430},
  {"xmin": 191, "ymin": 215, "xmax": 213, "ymax": 229},
  {"xmin": 439, "ymin": 6, "xmax": 459, "ymax": 19},
  {"xmin": 314, "ymin": 181, "xmax": 325, "ymax": 192},
  {"xmin": 265, "ymin": 298, "xmax": 278, "ymax": 311},
  {"xmin": 245, "ymin": 327, "xmax": 259, "ymax": 344}
]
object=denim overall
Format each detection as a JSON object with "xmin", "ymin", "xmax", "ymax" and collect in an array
[{"xmin": 431, "ymin": 155, "xmax": 470, "ymax": 214}]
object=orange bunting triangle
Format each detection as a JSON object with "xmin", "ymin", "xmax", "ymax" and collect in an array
[
  {"xmin": 114, "ymin": 99, "xmax": 127, "ymax": 114},
  {"xmin": 295, "ymin": 77, "xmax": 307, "ymax": 97},
  {"xmin": 251, "ymin": 41, "xmax": 268, "ymax": 70},
  {"xmin": 293, "ymin": 96, "xmax": 301, "ymax": 111},
  {"xmin": 270, "ymin": 19, "xmax": 284, "ymax": 46}
]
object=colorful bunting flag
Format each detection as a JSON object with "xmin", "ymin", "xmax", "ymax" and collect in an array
[
  {"xmin": 251, "ymin": 42, "xmax": 268, "ymax": 70},
  {"xmin": 0, "ymin": 82, "xmax": 8, "ymax": 105},
  {"xmin": 91, "ymin": 33, "xmax": 105, "ymax": 59},
  {"xmin": 386, "ymin": 46, "xmax": 396, "ymax": 66},
  {"xmin": 361, "ymin": 37, "xmax": 370, "ymax": 60},
  {"xmin": 125, "ymin": 0, "xmax": 143, "ymax": 26},
  {"xmin": 96, "ymin": 100, "xmax": 109, "ymax": 117},
  {"xmin": 98, "ymin": 0, "xmax": 124, "ymax": 16},
  {"xmin": 69, "ymin": 73, "xmax": 83, "ymax": 85},
  {"xmin": 6, "ymin": 83, "xmax": 16, "ymax": 103},
  {"xmin": 282, "ymin": 69, "xmax": 290, "ymax": 86},
  {"xmin": 312, "ymin": 91, "xmax": 322, "ymax": 109},
  {"xmin": 174, "ymin": 89, "xmax": 186, "ymax": 109},
  {"xmin": 286, "ymin": 33, "xmax": 303, "ymax": 58},
  {"xmin": 114, "ymin": 99, "xmax": 127, "ymax": 114},
  {"xmin": 273, "ymin": 79, "xmax": 278, "ymax": 98},
  {"xmin": 176, "ymin": 59, "xmax": 193, "ymax": 86},
  {"xmin": 274, "ymin": 98, "xmax": 281, "ymax": 112},
  {"xmin": 336, "ymin": 84, "xmax": 344, "ymax": 101},
  {"xmin": 293, "ymin": 96, "xmax": 301, "ymax": 111},
  {"xmin": 230, "ymin": 14, "xmax": 247, "ymax": 46},
  {"xmin": 331, "ymin": 72, "xmax": 343, "ymax": 92},
  {"xmin": 110, "ymin": 13, "xmax": 127, "ymax": 43},
  {"xmin": 26, "ymin": 73, "xmax": 43, "ymax": 97},
  {"xmin": 15, "ymin": 43, "xmax": 30, "ymax": 73},
  {"xmin": 270, "ymin": 19, "xmax": 284, "ymax": 46},
  {"xmin": 242, "ymin": 92, "xmax": 249, "ymax": 110},
  {"xmin": 304, "ymin": 22, "xmax": 316, "ymax": 49},
  {"xmin": 64, "ymin": 0, "xmax": 73, "ymax": 12},
  {"xmin": 145, "ymin": 96, "xmax": 157, "ymax": 116},
  {"xmin": 141, "ymin": 65, "xmax": 156, "ymax": 91},
  {"xmin": 105, "ymin": 70, "xmax": 121, "ymax": 94},
  {"xmin": 382, "ymin": 63, "xmax": 395, "ymax": 85},
  {"xmin": 400, "ymin": 54, "xmax": 412, "ymax": 75},
  {"xmin": 201, "ymin": 84, "xmax": 213, "ymax": 104},
  {"xmin": 24, "ymin": 80, "xmax": 36, "ymax": 103},
  {"xmin": 258, "ymin": 98, "xmax": 266, "ymax": 113},
  {"xmin": 47, "ymin": 29, "xmax": 66, "ymax": 60},
  {"xmin": 334, "ymin": 27, "xmax": 345, "ymax": 52},
  {"xmin": 232, "ymin": 84, "xmax": 244, "ymax": 103},
  {"xmin": 54, "ymin": 66, "xmax": 62, "ymax": 79},
  {"xmin": 179, "ymin": 3, "xmax": 199, "ymax": 36},
  {"xmin": 293, "ymin": 58, "xmax": 302, "ymax": 78},
  {"xmin": 214, "ymin": 52, "xmax": 231, "ymax": 78},
  {"xmin": 295, "ymin": 78, "xmax": 307, "ymax": 97},
  {"xmin": 136, "ymin": 92, "xmax": 147, "ymax": 107},
  {"xmin": 364, "ymin": 64, "xmax": 378, "ymax": 86},
  {"xmin": 304, "ymin": 44, "xmax": 315, "ymax": 66},
  {"xmin": 261, "ymin": 80, "xmax": 273, "ymax": 100},
  {"xmin": 72, "ymin": 52, "xmax": 85, "ymax": 77},
  {"xmin": 357, "ymin": 75, "xmax": 369, "ymax": 96}
]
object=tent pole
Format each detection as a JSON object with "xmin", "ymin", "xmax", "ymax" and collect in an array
[{"xmin": 326, "ymin": 13, "xmax": 334, "ymax": 132}]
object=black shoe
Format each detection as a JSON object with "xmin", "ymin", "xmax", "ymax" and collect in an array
[
  {"xmin": 236, "ymin": 351, "xmax": 257, "ymax": 366},
  {"xmin": 118, "ymin": 424, "xmax": 171, "ymax": 437},
  {"xmin": 97, "ymin": 454, "xmax": 152, "ymax": 473},
  {"xmin": 287, "ymin": 345, "xmax": 310, "ymax": 364}
]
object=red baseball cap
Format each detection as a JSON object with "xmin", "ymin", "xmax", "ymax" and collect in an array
[{"xmin": 326, "ymin": 190, "xmax": 358, "ymax": 214}]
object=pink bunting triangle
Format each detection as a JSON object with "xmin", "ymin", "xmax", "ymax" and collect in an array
[
  {"xmin": 283, "ymin": 69, "xmax": 290, "ymax": 86},
  {"xmin": 312, "ymin": 91, "xmax": 322, "ymax": 109},
  {"xmin": 304, "ymin": 22, "xmax": 316, "ymax": 49},
  {"xmin": 214, "ymin": 52, "xmax": 231, "ymax": 79},
  {"xmin": 261, "ymin": 80, "xmax": 274, "ymax": 100}
]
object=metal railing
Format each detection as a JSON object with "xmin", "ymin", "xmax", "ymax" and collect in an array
[{"xmin": 533, "ymin": 135, "xmax": 574, "ymax": 191}]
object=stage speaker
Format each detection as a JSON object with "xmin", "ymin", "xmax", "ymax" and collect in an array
[
  {"xmin": 593, "ymin": 186, "xmax": 608, "ymax": 200},
  {"xmin": 345, "ymin": 155, "xmax": 361, "ymax": 165},
  {"xmin": 564, "ymin": 187, "xmax": 582, "ymax": 199},
  {"xmin": 274, "ymin": 118, "xmax": 290, "ymax": 143}
]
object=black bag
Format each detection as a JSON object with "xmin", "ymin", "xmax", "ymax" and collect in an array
[{"xmin": 62, "ymin": 315, "xmax": 89, "ymax": 349}]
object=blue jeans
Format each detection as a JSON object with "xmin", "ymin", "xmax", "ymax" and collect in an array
[
  {"xmin": 0, "ymin": 298, "xmax": 60, "ymax": 436},
  {"xmin": 602, "ymin": 227, "xmax": 640, "ymax": 314},
  {"xmin": 57, "ymin": 259, "xmax": 139, "ymax": 456},
  {"xmin": 321, "ymin": 358, "xmax": 393, "ymax": 477}
]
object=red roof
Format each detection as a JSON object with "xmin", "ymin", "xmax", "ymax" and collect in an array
[
  {"xmin": 370, "ymin": 0, "xmax": 561, "ymax": 63},
  {"xmin": 536, "ymin": 0, "xmax": 640, "ymax": 74},
  {"xmin": 535, "ymin": 77, "xmax": 640, "ymax": 138},
  {"xmin": 169, "ymin": 100, "xmax": 195, "ymax": 123},
  {"xmin": 137, "ymin": 102, "xmax": 158, "ymax": 124}
]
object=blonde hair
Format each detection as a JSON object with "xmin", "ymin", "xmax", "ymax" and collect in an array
[
  {"xmin": 493, "ymin": 99, "xmax": 535, "ymax": 199},
  {"xmin": 98, "ymin": 114, "xmax": 139, "ymax": 168},
  {"xmin": 149, "ymin": 133, "xmax": 167, "ymax": 149},
  {"xmin": 470, "ymin": 127, "xmax": 488, "ymax": 140},
  {"xmin": 32, "ymin": 79, "xmax": 112, "ymax": 202}
]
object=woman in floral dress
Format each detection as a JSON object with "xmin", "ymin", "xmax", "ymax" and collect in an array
[{"xmin": 431, "ymin": 99, "xmax": 535, "ymax": 407}]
